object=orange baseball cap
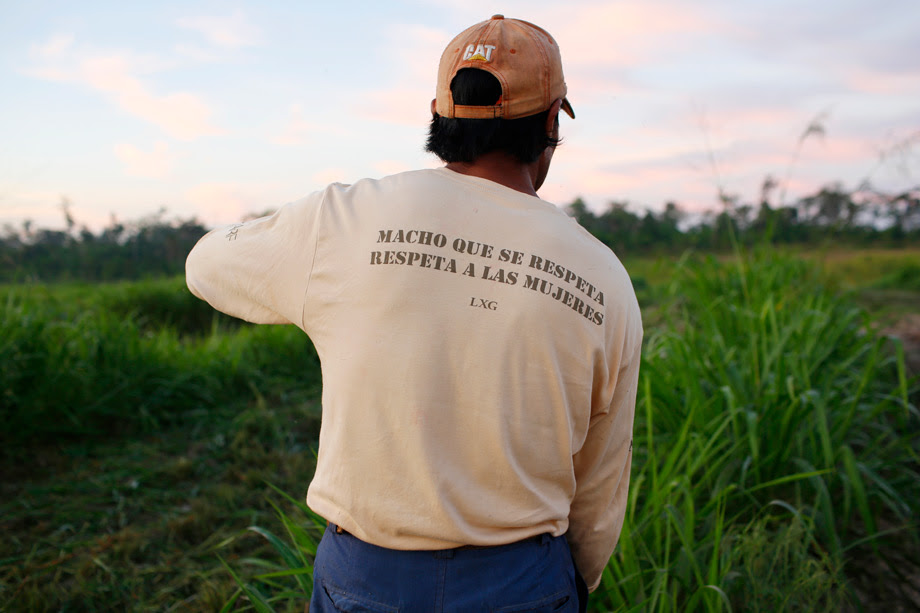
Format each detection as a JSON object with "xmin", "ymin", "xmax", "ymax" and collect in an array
[{"xmin": 436, "ymin": 15, "xmax": 575, "ymax": 120}]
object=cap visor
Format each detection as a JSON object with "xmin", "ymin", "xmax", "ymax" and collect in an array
[{"xmin": 561, "ymin": 98, "xmax": 575, "ymax": 119}]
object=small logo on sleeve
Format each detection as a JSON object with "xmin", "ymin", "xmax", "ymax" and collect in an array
[{"xmin": 225, "ymin": 224, "xmax": 244, "ymax": 241}]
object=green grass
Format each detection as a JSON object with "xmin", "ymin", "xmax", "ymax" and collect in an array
[
  {"xmin": 807, "ymin": 247, "xmax": 920, "ymax": 318},
  {"xmin": 1, "ymin": 396, "xmax": 322, "ymax": 611},
  {"xmin": 599, "ymin": 249, "xmax": 918, "ymax": 611},
  {"xmin": 1, "ymin": 279, "xmax": 323, "ymax": 610},
  {"xmin": 2, "ymin": 248, "xmax": 918, "ymax": 612},
  {"xmin": 1, "ymin": 279, "xmax": 321, "ymax": 448},
  {"xmin": 806, "ymin": 247, "xmax": 920, "ymax": 288}
]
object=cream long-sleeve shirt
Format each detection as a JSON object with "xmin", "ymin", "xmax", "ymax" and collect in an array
[{"xmin": 186, "ymin": 168, "xmax": 642, "ymax": 591}]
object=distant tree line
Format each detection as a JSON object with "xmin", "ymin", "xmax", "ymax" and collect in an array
[
  {"xmin": 568, "ymin": 182, "xmax": 919, "ymax": 257},
  {"xmin": 1, "ymin": 205, "xmax": 208, "ymax": 283},
  {"xmin": 2, "ymin": 183, "xmax": 918, "ymax": 283}
]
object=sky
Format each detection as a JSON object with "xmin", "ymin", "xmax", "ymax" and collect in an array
[{"xmin": 1, "ymin": 0, "xmax": 918, "ymax": 231}]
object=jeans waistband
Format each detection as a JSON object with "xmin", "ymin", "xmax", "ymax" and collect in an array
[{"xmin": 330, "ymin": 523, "xmax": 551, "ymax": 552}]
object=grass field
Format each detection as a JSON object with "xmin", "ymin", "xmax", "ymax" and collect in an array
[{"xmin": 1, "ymin": 247, "xmax": 918, "ymax": 612}]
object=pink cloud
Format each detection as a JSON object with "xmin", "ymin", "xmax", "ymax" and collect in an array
[
  {"xmin": 799, "ymin": 136, "xmax": 869, "ymax": 163},
  {"xmin": 270, "ymin": 104, "xmax": 316, "ymax": 146},
  {"xmin": 548, "ymin": 1, "xmax": 720, "ymax": 68},
  {"xmin": 114, "ymin": 141, "xmax": 174, "ymax": 179},
  {"xmin": 185, "ymin": 182, "xmax": 279, "ymax": 226},
  {"xmin": 0, "ymin": 190, "xmax": 113, "ymax": 232},
  {"xmin": 540, "ymin": 125, "xmax": 859, "ymax": 215},
  {"xmin": 82, "ymin": 55, "xmax": 221, "ymax": 140},
  {"xmin": 373, "ymin": 160, "xmax": 413, "ymax": 176},
  {"xmin": 310, "ymin": 168, "xmax": 349, "ymax": 186},
  {"xmin": 24, "ymin": 37, "xmax": 222, "ymax": 141},
  {"xmin": 385, "ymin": 24, "xmax": 451, "ymax": 81},
  {"xmin": 358, "ymin": 88, "xmax": 432, "ymax": 126},
  {"xmin": 176, "ymin": 10, "xmax": 261, "ymax": 48},
  {"xmin": 353, "ymin": 24, "xmax": 448, "ymax": 125},
  {"xmin": 0, "ymin": 190, "xmax": 65, "ymax": 229},
  {"xmin": 847, "ymin": 69, "xmax": 920, "ymax": 95},
  {"xmin": 32, "ymin": 34, "xmax": 75, "ymax": 58},
  {"xmin": 694, "ymin": 106, "xmax": 801, "ymax": 132}
]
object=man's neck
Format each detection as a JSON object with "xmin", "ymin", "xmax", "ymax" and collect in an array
[{"xmin": 444, "ymin": 152, "xmax": 541, "ymax": 198}]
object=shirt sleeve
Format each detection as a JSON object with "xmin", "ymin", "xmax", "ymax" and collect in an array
[
  {"xmin": 185, "ymin": 192, "xmax": 324, "ymax": 329},
  {"xmin": 567, "ymin": 316, "xmax": 642, "ymax": 592}
]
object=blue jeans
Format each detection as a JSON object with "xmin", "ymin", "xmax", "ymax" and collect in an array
[{"xmin": 309, "ymin": 525, "xmax": 585, "ymax": 612}]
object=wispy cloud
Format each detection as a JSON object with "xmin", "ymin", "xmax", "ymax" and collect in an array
[
  {"xmin": 176, "ymin": 10, "xmax": 261, "ymax": 48},
  {"xmin": 185, "ymin": 182, "xmax": 277, "ymax": 225},
  {"xmin": 353, "ymin": 24, "xmax": 448, "ymax": 125},
  {"xmin": 83, "ymin": 55, "xmax": 220, "ymax": 140},
  {"xmin": 173, "ymin": 43, "xmax": 223, "ymax": 63},
  {"xmin": 373, "ymin": 160, "xmax": 413, "ymax": 176},
  {"xmin": 271, "ymin": 104, "xmax": 315, "ymax": 146},
  {"xmin": 311, "ymin": 168, "xmax": 348, "ymax": 186},
  {"xmin": 33, "ymin": 33, "xmax": 76, "ymax": 58},
  {"xmin": 114, "ymin": 141, "xmax": 174, "ymax": 178},
  {"xmin": 549, "ymin": 1, "xmax": 719, "ymax": 67},
  {"xmin": 24, "ymin": 35, "xmax": 222, "ymax": 140},
  {"xmin": 846, "ymin": 67, "xmax": 920, "ymax": 96},
  {"xmin": 359, "ymin": 88, "xmax": 432, "ymax": 127}
]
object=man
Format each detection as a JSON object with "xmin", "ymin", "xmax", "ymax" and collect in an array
[{"xmin": 186, "ymin": 15, "xmax": 641, "ymax": 612}]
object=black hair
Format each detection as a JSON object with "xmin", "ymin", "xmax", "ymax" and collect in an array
[{"xmin": 425, "ymin": 69, "xmax": 561, "ymax": 164}]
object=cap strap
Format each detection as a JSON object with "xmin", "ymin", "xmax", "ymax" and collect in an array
[{"xmin": 450, "ymin": 104, "xmax": 505, "ymax": 119}]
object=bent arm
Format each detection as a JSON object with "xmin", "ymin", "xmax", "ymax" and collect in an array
[{"xmin": 185, "ymin": 196, "xmax": 322, "ymax": 328}]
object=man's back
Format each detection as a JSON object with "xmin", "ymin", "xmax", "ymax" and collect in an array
[{"xmin": 187, "ymin": 166, "xmax": 641, "ymax": 587}]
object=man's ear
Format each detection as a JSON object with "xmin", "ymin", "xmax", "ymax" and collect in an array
[
  {"xmin": 545, "ymin": 99, "xmax": 562, "ymax": 136},
  {"xmin": 431, "ymin": 98, "xmax": 437, "ymax": 117}
]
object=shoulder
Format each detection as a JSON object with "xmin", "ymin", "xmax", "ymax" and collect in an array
[{"xmin": 328, "ymin": 168, "xmax": 449, "ymax": 192}]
